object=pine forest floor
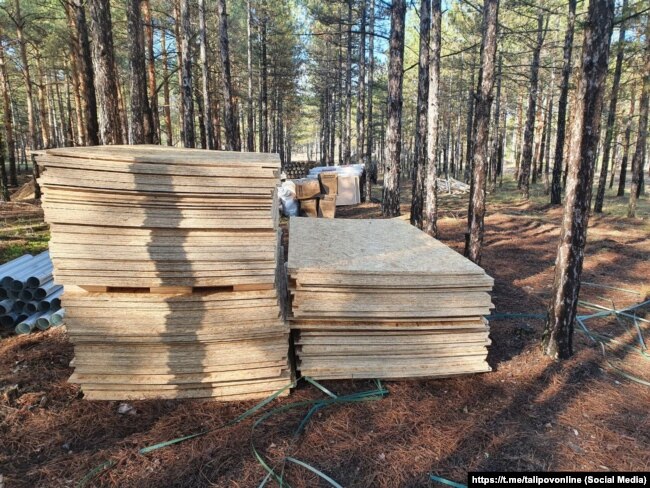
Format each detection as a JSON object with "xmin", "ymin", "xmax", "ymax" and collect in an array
[{"xmin": 1, "ymin": 177, "xmax": 649, "ymax": 487}]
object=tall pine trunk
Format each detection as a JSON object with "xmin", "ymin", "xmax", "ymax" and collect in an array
[
  {"xmin": 13, "ymin": 0, "xmax": 37, "ymax": 150},
  {"xmin": 424, "ymin": 0, "xmax": 442, "ymax": 237},
  {"xmin": 542, "ymin": 0, "xmax": 614, "ymax": 359},
  {"xmin": 519, "ymin": 13, "xmax": 545, "ymax": 199},
  {"xmin": 246, "ymin": 0, "xmax": 255, "ymax": 151},
  {"xmin": 0, "ymin": 41, "xmax": 17, "ymax": 187},
  {"xmin": 160, "ymin": 27, "xmax": 173, "ymax": 146},
  {"xmin": 343, "ymin": 0, "xmax": 352, "ymax": 164},
  {"xmin": 88, "ymin": 0, "xmax": 123, "ymax": 145},
  {"xmin": 198, "ymin": 0, "xmax": 214, "ymax": 149},
  {"xmin": 381, "ymin": 0, "xmax": 406, "ymax": 217},
  {"xmin": 179, "ymin": 0, "xmax": 195, "ymax": 147},
  {"xmin": 465, "ymin": 0, "xmax": 499, "ymax": 264},
  {"xmin": 410, "ymin": 0, "xmax": 430, "ymax": 229},
  {"xmin": 142, "ymin": 0, "xmax": 160, "ymax": 144},
  {"xmin": 551, "ymin": 0, "xmax": 576, "ymax": 204},
  {"xmin": 365, "ymin": 0, "xmax": 375, "ymax": 197},
  {"xmin": 217, "ymin": 0, "xmax": 239, "ymax": 151},
  {"xmin": 73, "ymin": 0, "xmax": 99, "ymax": 146},
  {"xmin": 627, "ymin": 25, "xmax": 649, "ymax": 218},
  {"xmin": 617, "ymin": 92, "xmax": 635, "ymax": 196},
  {"xmin": 126, "ymin": 0, "xmax": 152, "ymax": 144},
  {"xmin": 357, "ymin": 0, "xmax": 367, "ymax": 166},
  {"xmin": 594, "ymin": 0, "xmax": 628, "ymax": 212}
]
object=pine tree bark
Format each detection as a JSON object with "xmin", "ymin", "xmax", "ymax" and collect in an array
[
  {"xmin": 198, "ymin": 0, "xmax": 214, "ymax": 149},
  {"xmin": 0, "ymin": 41, "xmax": 17, "ymax": 187},
  {"xmin": 179, "ymin": 0, "xmax": 195, "ymax": 147},
  {"xmin": 365, "ymin": 0, "xmax": 375, "ymax": 196},
  {"xmin": 341, "ymin": 0, "xmax": 352, "ymax": 164},
  {"xmin": 465, "ymin": 0, "xmax": 498, "ymax": 265},
  {"xmin": 160, "ymin": 26, "xmax": 173, "ymax": 146},
  {"xmin": 12, "ymin": 0, "xmax": 37, "ymax": 149},
  {"xmin": 246, "ymin": 0, "xmax": 255, "ymax": 151},
  {"xmin": 463, "ymin": 59, "xmax": 475, "ymax": 183},
  {"xmin": 519, "ymin": 13, "xmax": 545, "ymax": 199},
  {"xmin": 217, "ymin": 0, "xmax": 239, "ymax": 151},
  {"xmin": 127, "ymin": 0, "xmax": 152, "ymax": 144},
  {"xmin": 260, "ymin": 18, "xmax": 269, "ymax": 152},
  {"xmin": 0, "ymin": 130, "xmax": 9, "ymax": 201},
  {"xmin": 88, "ymin": 0, "xmax": 123, "ymax": 145},
  {"xmin": 35, "ymin": 52, "xmax": 51, "ymax": 149},
  {"xmin": 628, "ymin": 24, "xmax": 649, "ymax": 218},
  {"xmin": 594, "ymin": 0, "xmax": 628, "ymax": 212},
  {"xmin": 542, "ymin": 0, "xmax": 615, "ymax": 359},
  {"xmin": 142, "ymin": 0, "xmax": 159, "ymax": 144},
  {"xmin": 617, "ymin": 93, "xmax": 635, "ymax": 196},
  {"xmin": 550, "ymin": 0, "xmax": 576, "ymax": 204},
  {"xmin": 424, "ymin": 0, "xmax": 442, "ymax": 237},
  {"xmin": 489, "ymin": 54, "xmax": 502, "ymax": 189},
  {"xmin": 357, "ymin": 0, "xmax": 367, "ymax": 166},
  {"xmin": 410, "ymin": 0, "xmax": 430, "ymax": 229},
  {"xmin": 72, "ymin": 0, "xmax": 99, "ymax": 146},
  {"xmin": 381, "ymin": 0, "xmax": 406, "ymax": 217}
]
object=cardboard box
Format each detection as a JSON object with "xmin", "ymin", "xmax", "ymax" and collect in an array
[
  {"xmin": 318, "ymin": 173, "xmax": 338, "ymax": 195},
  {"xmin": 300, "ymin": 198, "xmax": 318, "ymax": 217},
  {"xmin": 318, "ymin": 195, "xmax": 336, "ymax": 218},
  {"xmin": 294, "ymin": 178, "xmax": 321, "ymax": 200}
]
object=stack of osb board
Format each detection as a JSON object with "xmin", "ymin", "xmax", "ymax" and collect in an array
[
  {"xmin": 287, "ymin": 217, "xmax": 494, "ymax": 380},
  {"xmin": 36, "ymin": 145, "xmax": 291, "ymax": 400}
]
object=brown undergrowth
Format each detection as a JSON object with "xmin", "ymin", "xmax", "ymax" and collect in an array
[{"xmin": 1, "ymin": 180, "xmax": 649, "ymax": 487}]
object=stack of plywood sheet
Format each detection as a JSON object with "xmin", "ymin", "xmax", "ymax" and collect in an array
[
  {"xmin": 287, "ymin": 217, "xmax": 494, "ymax": 380},
  {"xmin": 36, "ymin": 145, "xmax": 290, "ymax": 400}
]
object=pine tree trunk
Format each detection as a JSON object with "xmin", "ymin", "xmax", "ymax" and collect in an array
[
  {"xmin": 617, "ymin": 93, "xmax": 635, "ymax": 196},
  {"xmin": 542, "ymin": 0, "xmax": 614, "ymax": 359},
  {"xmin": 550, "ymin": 0, "xmax": 576, "ymax": 205},
  {"xmin": 246, "ymin": 0, "xmax": 255, "ymax": 151},
  {"xmin": 465, "ymin": 0, "xmax": 498, "ymax": 264},
  {"xmin": 343, "ymin": 0, "xmax": 352, "ymax": 164},
  {"xmin": 160, "ymin": 26, "xmax": 173, "ymax": 146},
  {"xmin": 410, "ymin": 0, "xmax": 430, "ymax": 229},
  {"xmin": 489, "ymin": 54, "xmax": 502, "ymax": 189},
  {"xmin": 88, "ymin": 0, "xmax": 123, "ymax": 145},
  {"xmin": 627, "ymin": 25, "xmax": 649, "ymax": 218},
  {"xmin": 424, "ymin": 0, "xmax": 442, "ymax": 236},
  {"xmin": 35, "ymin": 53, "xmax": 51, "ymax": 149},
  {"xmin": 0, "ymin": 41, "xmax": 17, "ymax": 187},
  {"xmin": 127, "ymin": 0, "xmax": 152, "ymax": 144},
  {"xmin": 0, "ymin": 130, "xmax": 9, "ymax": 201},
  {"xmin": 519, "ymin": 13, "xmax": 545, "ymax": 198},
  {"xmin": 357, "ymin": 0, "xmax": 367, "ymax": 166},
  {"xmin": 179, "ymin": 0, "xmax": 195, "ymax": 147},
  {"xmin": 463, "ymin": 59, "xmax": 475, "ymax": 184},
  {"xmin": 261, "ymin": 19, "xmax": 269, "ymax": 152},
  {"xmin": 73, "ymin": 0, "xmax": 99, "ymax": 146},
  {"xmin": 142, "ymin": 0, "xmax": 160, "ymax": 144},
  {"xmin": 217, "ymin": 0, "xmax": 239, "ymax": 151},
  {"xmin": 594, "ymin": 0, "xmax": 628, "ymax": 212},
  {"xmin": 198, "ymin": 0, "xmax": 214, "ymax": 149},
  {"xmin": 381, "ymin": 0, "xmax": 406, "ymax": 217},
  {"xmin": 13, "ymin": 0, "xmax": 37, "ymax": 150},
  {"xmin": 365, "ymin": 0, "xmax": 375, "ymax": 196}
]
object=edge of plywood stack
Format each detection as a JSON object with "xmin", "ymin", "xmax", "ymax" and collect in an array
[
  {"xmin": 287, "ymin": 217, "xmax": 494, "ymax": 380},
  {"xmin": 37, "ymin": 145, "xmax": 291, "ymax": 400}
]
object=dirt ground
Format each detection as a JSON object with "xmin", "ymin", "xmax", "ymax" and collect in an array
[{"xmin": 1, "ymin": 179, "xmax": 649, "ymax": 487}]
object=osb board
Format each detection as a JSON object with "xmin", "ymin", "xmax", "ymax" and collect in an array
[
  {"xmin": 49, "ymin": 224, "xmax": 277, "ymax": 239},
  {"xmin": 287, "ymin": 217, "xmax": 493, "ymax": 280},
  {"xmin": 292, "ymin": 273, "xmax": 493, "ymax": 288},
  {"xmin": 295, "ymin": 331, "xmax": 490, "ymax": 345},
  {"xmin": 69, "ymin": 359, "xmax": 287, "ymax": 375},
  {"xmin": 291, "ymin": 307, "xmax": 492, "ymax": 319},
  {"xmin": 38, "ymin": 155, "xmax": 278, "ymax": 178},
  {"xmin": 42, "ymin": 145, "xmax": 281, "ymax": 169},
  {"xmin": 69, "ymin": 366, "xmax": 286, "ymax": 385},
  {"xmin": 80, "ymin": 385, "xmax": 290, "ymax": 401}
]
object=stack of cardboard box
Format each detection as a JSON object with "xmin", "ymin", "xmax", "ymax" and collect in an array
[{"xmin": 294, "ymin": 173, "xmax": 337, "ymax": 219}]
